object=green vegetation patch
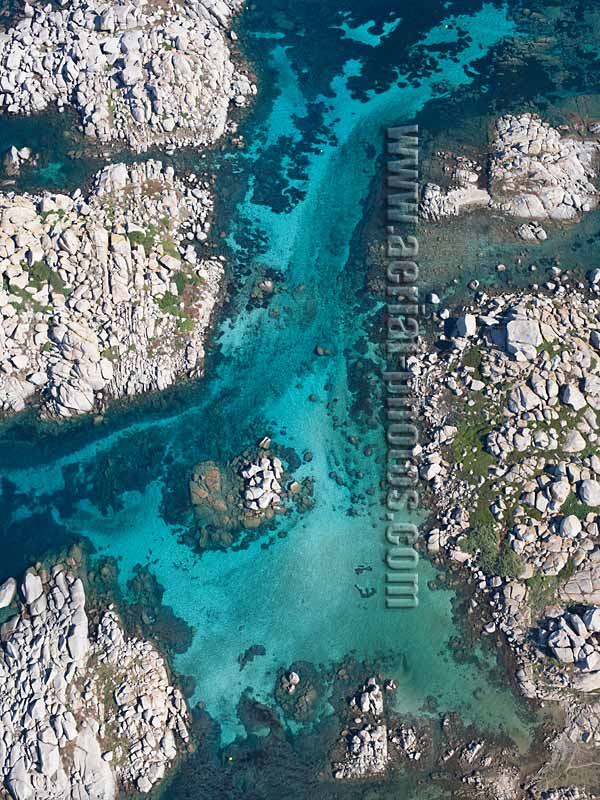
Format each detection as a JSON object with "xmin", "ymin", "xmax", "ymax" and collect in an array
[
  {"xmin": 527, "ymin": 559, "xmax": 576, "ymax": 614},
  {"xmin": 450, "ymin": 395, "xmax": 496, "ymax": 482},
  {"xmin": 156, "ymin": 291, "xmax": 183, "ymax": 317},
  {"xmin": 495, "ymin": 541, "xmax": 525, "ymax": 579},
  {"xmin": 177, "ymin": 317, "xmax": 196, "ymax": 334},
  {"xmin": 39, "ymin": 208, "xmax": 66, "ymax": 223},
  {"xmin": 537, "ymin": 340, "xmax": 561, "ymax": 357},
  {"xmin": 27, "ymin": 260, "xmax": 67, "ymax": 294},
  {"xmin": 173, "ymin": 270, "xmax": 205, "ymax": 297},
  {"xmin": 161, "ymin": 238, "xmax": 180, "ymax": 259},
  {"xmin": 561, "ymin": 493, "xmax": 596, "ymax": 520},
  {"xmin": 462, "ymin": 346, "xmax": 482, "ymax": 374},
  {"xmin": 127, "ymin": 224, "xmax": 159, "ymax": 252},
  {"xmin": 462, "ymin": 521, "xmax": 524, "ymax": 578},
  {"xmin": 101, "ymin": 346, "xmax": 120, "ymax": 362},
  {"xmin": 174, "ymin": 272, "xmax": 187, "ymax": 296}
]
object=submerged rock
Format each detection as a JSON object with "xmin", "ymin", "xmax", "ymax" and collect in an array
[{"xmin": 2, "ymin": 145, "xmax": 35, "ymax": 177}]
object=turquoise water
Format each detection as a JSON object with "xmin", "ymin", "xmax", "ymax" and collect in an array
[
  {"xmin": 0, "ymin": 110, "xmax": 106, "ymax": 192},
  {"xmin": 0, "ymin": 0, "xmax": 550, "ymax": 794},
  {"xmin": 336, "ymin": 15, "xmax": 402, "ymax": 47}
]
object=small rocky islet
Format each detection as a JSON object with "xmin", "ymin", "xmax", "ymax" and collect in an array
[{"xmin": 188, "ymin": 439, "xmax": 313, "ymax": 549}]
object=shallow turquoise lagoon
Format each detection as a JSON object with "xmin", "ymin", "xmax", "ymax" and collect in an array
[{"xmin": 0, "ymin": 0, "xmax": 535, "ymax": 762}]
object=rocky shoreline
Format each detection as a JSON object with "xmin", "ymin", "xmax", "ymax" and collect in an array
[
  {"xmin": 0, "ymin": 159, "xmax": 224, "ymax": 418},
  {"xmin": 0, "ymin": 0, "xmax": 255, "ymax": 152},
  {"xmin": 414, "ymin": 260, "xmax": 600, "ymax": 796},
  {"xmin": 0, "ymin": 0, "xmax": 259, "ymax": 423},
  {"xmin": 323, "ymin": 665, "xmax": 539, "ymax": 798},
  {"xmin": 0, "ymin": 562, "xmax": 189, "ymax": 799}
]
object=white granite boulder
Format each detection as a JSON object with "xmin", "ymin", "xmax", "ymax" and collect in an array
[
  {"xmin": 560, "ymin": 515, "xmax": 582, "ymax": 538},
  {"xmin": 579, "ymin": 480, "xmax": 600, "ymax": 506},
  {"xmin": 561, "ymin": 384, "xmax": 587, "ymax": 411},
  {"xmin": 21, "ymin": 571, "xmax": 43, "ymax": 604},
  {"xmin": 0, "ymin": 577, "xmax": 16, "ymax": 608},
  {"xmin": 455, "ymin": 313, "xmax": 477, "ymax": 338},
  {"xmin": 583, "ymin": 607, "xmax": 600, "ymax": 633}
]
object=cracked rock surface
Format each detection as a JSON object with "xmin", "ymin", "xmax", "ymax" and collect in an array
[
  {"xmin": 0, "ymin": 564, "xmax": 189, "ymax": 799},
  {"xmin": 0, "ymin": 159, "xmax": 223, "ymax": 418}
]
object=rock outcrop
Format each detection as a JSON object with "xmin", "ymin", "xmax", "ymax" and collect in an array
[
  {"xmin": 332, "ymin": 678, "xmax": 389, "ymax": 780},
  {"xmin": 0, "ymin": 564, "xmax": 189, "ymax": 798},
  {"xmin": 539, "ymin": 606, "xmax": 600, "ymax": 680},
  {"xmin": 562, "ymin": 563, "xmax": 600, "ymax": 606},
  {"xmin": 0, "ymin": 0, "xmax": 255, "ymax": 152},
  {"xmin": 415, "ymin": 270, "xmax": 600, "ymax": 704},
  {"xmin": 423, "ymin": 288, "xmax": 600, "ymax": 581},
  {"xmin": 418, "ymin": 159, "xmax": 489, "ymax": 221},
  {"xmin": 0, "ymin": 160, "xmax": 223, "ymax": 418},
  {"xmin": 489, "ymin": 114, "xmax": 599, "ymax": 221},
  {"xmin": 420, "ymin": 113, "xmax": 600, "ymax": 228},
  {"xmin": 538, "ymin": 789, "xmax": 595, "ymax": 800},
  {"xmin": 240, "ymin": 452, "xmax": 284, "ymax": 512}
]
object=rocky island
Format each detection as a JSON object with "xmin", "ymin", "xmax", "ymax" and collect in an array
[
  {"xmin": 0, "ymin": 160, "xmax": 223, "ymax": 418},
  {"xmin": 0, "ymin": 0, "xmax": 254, "ymax": 151},
  {"xmin": 0, "ymin": 563, "xmax": 189, "ymax": 798}
]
